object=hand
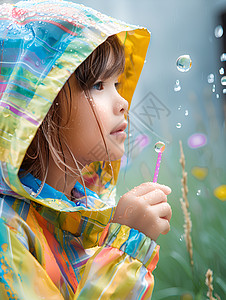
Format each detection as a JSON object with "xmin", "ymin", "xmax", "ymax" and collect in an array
[{"xmin": 112, "ymin": 182, "xmax": 172, "ymax": 241}]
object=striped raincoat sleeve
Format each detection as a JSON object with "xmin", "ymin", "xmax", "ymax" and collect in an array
[{"xmin": 74, "ymin": 223, "xmax": 159, "ymax": 299}]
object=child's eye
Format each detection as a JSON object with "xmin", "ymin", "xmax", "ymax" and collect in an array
[
  {"xmin": 92, "ymin": 81, "xmax": 104, "ymax": 91},
  {"xmin": 115, "ymin": 82, "xmax": 121, "ymax": 90}
]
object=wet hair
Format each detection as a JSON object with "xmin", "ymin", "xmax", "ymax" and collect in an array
[{"xmin": 20, "ymin": 35, "xmax": 125, "ymax": 196}]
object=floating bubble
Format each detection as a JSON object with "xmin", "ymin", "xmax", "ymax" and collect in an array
[
  {"xmin": 188, "ymin": 133, "xmax": 207, "ymax": 149},
  {"xmin": 214, "ymin": 25, "xmax": 223, "ymax": 38},
  {"xmin": 223, "ymin": 89, "xmax": 226, "ymax": 94},
  {"xmin": 174, "ymin": 80, "xmax": 181, "ymax": 92},
  {"xmin": 185, "ymin": 110, "xmax": 189, "ymax": 116},
  {"xmin": 154, "ymin": 141, "xmax": 165, "ymax": 153},
  {"xmin": 214, "ymin": 185, "xmax": 226, "ymax": 201},
  {"xmin": 219, "ymin": 67, "xmax": 224, "ymax": 75},
  {"xmin": 178, "ymin": 105, "xmax": 182, "ymax": 110},
  {"xmin": 176, "ymin": 123, "xmax": 182, "ymax": 128},
  {"xmin": 207, "ymin": 73, "xmax": 214, "ymax": 83},
  {"xmin": 221, "ymin": 76, "xmax": 226, "ymax": 85},
  {"xmin": 212, "ymin": 84, "xmax": 216, "ymax": 92},
  {"xmin": 196, "ymin": 189, "xmax": 201, "ymax": 196},
  {"xmin": 220, "ymin": 53, "xmax": 226, "ymax": 62},
  {"xmin": 176, "ymin": 55, "xmax": 192, "ymax": 72},
  {"xmin": 191, "ymin": 166, "xmax": 208, "ymax": 180},
  {"xmin": 216, "ymin": 94, "xmax": 220, "ymax": 99},
  {"xmin": 179, "ymin": 234, "xmax": 184, "ymax": 242}
]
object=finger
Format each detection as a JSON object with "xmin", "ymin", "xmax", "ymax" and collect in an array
[
  {"xmin": 151, "ymin": 202, "xmax": 172, "ymax": 221},
  {"xmin": 142, "ymin": 189, "xmax": 167, "ymax": 205},
  {"xmin": 159, "ymin": 202, "xmax": 172, "ymax": 221},
  {"xmin": 131, "ymin": 182, "xmax": 171, "ymax": 197},
  {"xmin": 160, "ymin": 219, "xmax": 171, "ymax": 235}
]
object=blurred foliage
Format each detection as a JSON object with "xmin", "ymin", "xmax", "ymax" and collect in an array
[{"xmin": 117, "ymin": 137, "xmax": 226, "ymax": 300}]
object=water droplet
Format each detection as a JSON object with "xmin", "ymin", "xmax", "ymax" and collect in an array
[
  {"xmin": 24, "ymin": 35, "xmax": 31, "ymax": 41},
  {"xmin": 174, "ymin": 80, "xmax": 181, "ymax": 92},
  {"xmin": 214, "ymin": 25, "xmax": 223, "ymax": 38},
  {"xmin": 176, "ymin": 123, "xmax": 182, "ymax": 128},
  {"xmin": 212, "ymin": 84, "xmax": 215, "ymax": 92},
  {"xmin": 176, "ymin": 55, "xmax": 192, "ymax": 72},
  {"xmin": 196, "ymin": 189, "xmax": 201, "ymax": 196},
  {"xmin": 178, "ymin": 105, "xmax": 182, "ymax": 110},
  {"xmin": 216, "ymin": 93, "xmax": 220, "ymax": 99},
  {"xmin": 223, "ymin": 89, "xmax": 226, "ymax": 94},
  {"xmin": 207, "ymin": 73, "xmax": 214, "ymax": 83},
  {"xmin": 154, "ymin": 141, "xmax": 165, "ymax": 153},
  {"xmin": 179, "ymin": 235, "xmax": 184, "ymax": 242},
  {"xmin": 219, "ymin": 67, "xmax": 224, "ymax": 75},
  {"xmin": 220, "ymin": 53, "xmax": 226, "ymax": 62},
  {"xmin": 185, "ymin": 110, "xmax": 189, "ymax": 116},
  {"xmin": 3, "ymin": 112, "xmax": 10, "ymax": 118},
  {"xmin": 221, "ymin": 76, "xmax": 226, "ymax": 85}
]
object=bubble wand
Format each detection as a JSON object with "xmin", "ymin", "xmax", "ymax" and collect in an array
[{"xmin": 153, "ymin": 141, "xmax": 165, "ymax": 183}]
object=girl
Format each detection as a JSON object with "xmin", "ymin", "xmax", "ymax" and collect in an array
[{"xmin": 0, "ymin": 0, "xmax": 172, "ymax": 299}]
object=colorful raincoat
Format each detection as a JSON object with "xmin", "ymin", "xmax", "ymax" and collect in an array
[{"xmin": 0, "ymin": 1, "xmax": 159, "ymax": 299}]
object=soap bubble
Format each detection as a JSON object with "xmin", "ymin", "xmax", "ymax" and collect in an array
[
  {"xmin": 214, "ymin": 25, "xmax": 223, "ymax": 38},
  {"xmin": 154, "ymin": 141, "xmax": 165, "ymax": 153},
  {"xmin": 219, "ymin": 67, "xmax": 224, "ymax": 75},
  {"xmin": 174, "ymin": 80, "xmax": 181, "ymax": 92},
  {"xmin": 221, "ymin": 76, "xmax": 226, "ymax": 85},
  {"xmin": 188, "ymin": 133, "xmax": 207, "ymax": 149},
  {"xmin": 176, "ymin": 55, "xmax": 192, "ymax": 72},
  {"xmin": 207, "ymin": 73, "xmax": 214, "ymax": 83},
  {"xmin": 220, "ymin": 53, "xmax": 226, "ymax": 62},
  {"xmin": 176, "ymin": 123, "xmax": 182, "ymax": 128}
]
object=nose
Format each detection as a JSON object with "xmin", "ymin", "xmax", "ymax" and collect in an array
[{"xmin": 114, "ymin": 92, "xmax": 129, "ymax": 115}]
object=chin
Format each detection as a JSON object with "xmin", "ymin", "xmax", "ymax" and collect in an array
[{"xmin": 109, "ymin": 147, "xmax": 125, "ymax": 161}]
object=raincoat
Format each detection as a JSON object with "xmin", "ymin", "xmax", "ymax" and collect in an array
[{"xmin": 0, "ymin": 1, "xmax": 159, "ymax": 299}]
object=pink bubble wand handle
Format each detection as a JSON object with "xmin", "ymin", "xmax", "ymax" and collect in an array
[
  {"xmin": 153, "ymin": 152, "xmax": 162, "ymax": 183},
  {"xmin": 153, "ymin": 141, "xmax": 165, "ymax": 183}
]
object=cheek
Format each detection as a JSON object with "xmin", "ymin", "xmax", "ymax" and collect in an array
[{"xmin": 95, "ymin": 106, "xmax": 111, "ymax": 131}]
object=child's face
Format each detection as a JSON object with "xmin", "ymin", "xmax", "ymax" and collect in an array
[{"xmin": 61, "ymin": 73, "xmax": 128, "ymax": 167}]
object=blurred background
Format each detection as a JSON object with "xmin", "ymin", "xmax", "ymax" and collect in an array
[
  {"xmin": 2, "ymin": 0, "xmax": 226, "ymax": 299},
  {"xmin": 74, "ymin": 0, "xmax": 226, "ymax": 299}
]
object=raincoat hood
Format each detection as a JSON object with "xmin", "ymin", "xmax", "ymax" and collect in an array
[{"xmin": 0, "ymin": 0, "xmax": 150, "ymax": 220}]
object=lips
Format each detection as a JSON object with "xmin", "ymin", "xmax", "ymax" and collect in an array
[{"xmin": 110, "ymin": 121, "xmax": 127, "ymax": 134}]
